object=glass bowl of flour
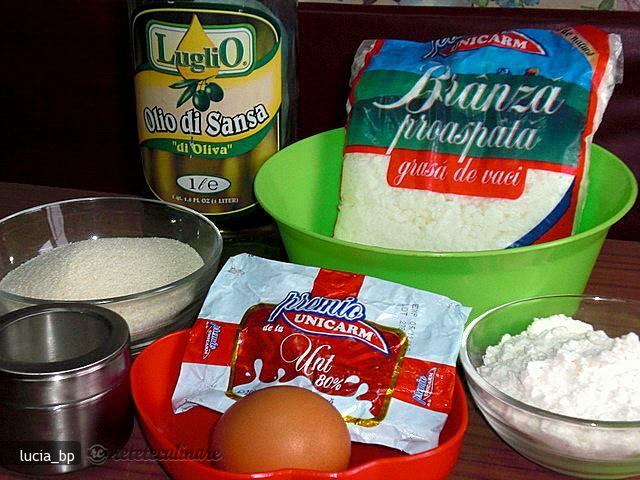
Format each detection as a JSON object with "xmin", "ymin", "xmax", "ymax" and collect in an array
[
  {"xmin": 460, "ymin": 295, "xmax": 640, "ymax": 479},
  {"xmin": 0, "ymin": 197, "xmax": 223, "ymax": 355}
]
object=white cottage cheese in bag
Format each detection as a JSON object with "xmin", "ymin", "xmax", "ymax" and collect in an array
[{"xmin": 335, "ymin": 27, "xmax": 622, "ymax": 251}]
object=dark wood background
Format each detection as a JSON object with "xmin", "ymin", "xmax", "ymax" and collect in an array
[{"xmin": 2, "ymin": 1, "xmax": 638, "ymax": 240}]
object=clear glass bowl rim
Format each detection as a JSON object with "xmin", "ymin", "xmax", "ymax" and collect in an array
[
  {"xmin": 460, "ymin": 294, "xmax": 640, "ymax": 429},
  {"xmin": 0, "ymin": 196, "xmax": 223, "ymax": 306}
]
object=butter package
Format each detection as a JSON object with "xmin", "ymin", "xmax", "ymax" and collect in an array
[
  {"xmin": 334, "ymin": 26, "xmax": 622, "ymax": 251},
  {"xmin": 171, "ymin": 254, "xmax": 470, "ymax": 453}
]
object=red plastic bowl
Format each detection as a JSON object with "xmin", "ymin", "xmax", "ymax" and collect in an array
[{"xmin": 131, "ymin": 330, "xmax": 468, "ymax": 480}]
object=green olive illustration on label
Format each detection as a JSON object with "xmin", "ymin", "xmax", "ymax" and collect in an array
[
  {"xmin": 168, "ymin": 14, "xmax": 225, "ymax": 112},
  {"xmin": 193, "ymin": 91, "xmax": 211, "ymax": 111},
  {"xmin": 205, "ymin": 82, "xmax": 224, "ymax": 102}
]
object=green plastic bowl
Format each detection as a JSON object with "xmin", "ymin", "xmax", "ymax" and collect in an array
[{"xmin": 255, "ymin": 128, "xmax": 637, "ymax": 319}]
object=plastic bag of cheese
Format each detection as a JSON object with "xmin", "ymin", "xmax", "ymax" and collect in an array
[
  {"xmin": 172, "ymin": 254, "xmax": 471, "ymax": 454},
  {"xmin": 334, "ymin": 26, "xmax": 622, "ymax": 251}
]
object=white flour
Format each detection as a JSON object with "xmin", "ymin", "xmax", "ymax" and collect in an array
[{"xmin": 479, "ymin": 315, "xmax": 640, "ymax": 458}]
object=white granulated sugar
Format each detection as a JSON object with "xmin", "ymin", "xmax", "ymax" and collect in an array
[
  {"xmin": 334, "ymin": 153, "xmax": 573, "ymax": 252},
  {"xmin": 479, "ymin": 314, "xmax": 640, "ymax": 458},
  {"xmin": 0, "ymin": 237, "xmax": 204, "ymax": 338}
]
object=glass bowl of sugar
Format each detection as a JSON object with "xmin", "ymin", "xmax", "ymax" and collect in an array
[
  {"xmin": 460, "ymin": 295, "xmax": 640, "ymax": 479},
  {"xmin": 0, "ymin": 197, "xmax": 223, "ymax": 355}
]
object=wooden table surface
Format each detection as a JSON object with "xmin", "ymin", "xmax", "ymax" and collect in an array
[{"xmin": 0, "ymin": 181, "xmax": 638, "ymax": 480}]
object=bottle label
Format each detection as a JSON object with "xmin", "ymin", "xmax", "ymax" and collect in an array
[{"xmin": 131, "ymin": 4, "xmax": 283, "ymax": 215}]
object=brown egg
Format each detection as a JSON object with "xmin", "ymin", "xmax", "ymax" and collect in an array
[{"xmin": 210, "ymin": 386, "xmax": 351, "ymax": 473}]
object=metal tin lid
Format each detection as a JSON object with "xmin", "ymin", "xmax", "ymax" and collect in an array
[{"xmin": 0, "ymin": 304, "xmax": 131, "ymax": 407}]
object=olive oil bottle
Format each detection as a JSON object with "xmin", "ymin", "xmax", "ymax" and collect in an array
[{"xmin": 129, "ymin": 0, "xmax": 296, "ymax": 235}]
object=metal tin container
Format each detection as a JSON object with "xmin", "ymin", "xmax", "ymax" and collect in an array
[{"xmin": 0, "ymin": 304, "xmax": 132, "ymax": 474}]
